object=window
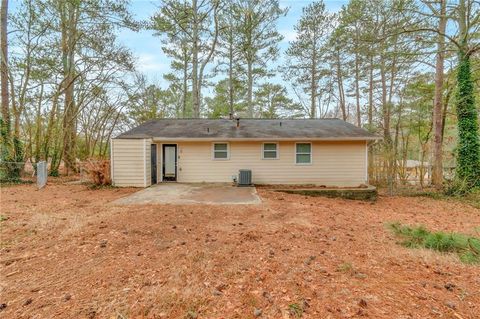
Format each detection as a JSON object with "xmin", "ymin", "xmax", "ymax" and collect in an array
[
  {"xmin": 213, "ymin": 143, "xmax": 229, "ymax": 159},
  {"xmin": 262, "ymin": 143, "xmax": 278, "ymax": 159},
  {"xmin": 296, "ymin": 143, "xmax": 312, "ymax": 164}
]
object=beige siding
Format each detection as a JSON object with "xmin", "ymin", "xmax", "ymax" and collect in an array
[
  {"xmin": 168, "ymin": 141, "xmax": 366, "ymax": 186},
  {"xmin": 111, "ymin": 138, "xmax": 151, "ymax": 187},
  {"xmin": 145, "ymin": 140, "xmax": 151, "ymax": 187}
]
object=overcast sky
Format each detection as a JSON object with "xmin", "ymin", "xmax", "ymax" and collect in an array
[
  {"xmin": 120, "ymin": 0, "xmax": 348, "ymax": 89},
  {"xmin": 8, "ymin": 0, "xmax": 348, "ymax": 97}
]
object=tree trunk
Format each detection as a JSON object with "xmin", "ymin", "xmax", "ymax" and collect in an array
[
  {"xmin": 191, "ymin": 0, "xmax": 200, "ymax": 117},
  {"xmin": 393, "ymin": 98, "xmax": 403, "ymax": 186},
  {"xmin": 431, "ymin": 0, "xmax": 447, "ymax": 188},
  {"xmin": 335, "ymin": 45, "xmax": 346, "ymax": 121},
  {"xmin": 1, "ymin": 0, "xmax": 9, "ymax": 132},
  {"xmin": 228, "ymin": 37, "xmax": 234, "ymax": 115},
  {"xmin": 310, "ymin": 47, "xmax": 316, "ymax": 119},
  {"xmin": 440, "ymin": 82, "xmax": 452, "ymax": 143},
  {"xmin": 247, "ymin": 59, "xmax": 253, "ymax": 117},
  {"xmin": 380, "ymin": 54, "xmax": 394, "ymax": 193},
  {"xmin": 182, "ymin": 45, "xmax": 188, "ymax": 118},
  {"xmin": 61, "ymin": 1, "xmax": 78, "ymax": 175},
  {"xmin": 354, "ymin": 48, "xmax": 361, "ymax": 127},
  {"xmin": 354, "ymin": 27, "xmax": 361, "ymax": 127},
  {"xmin": 380, "ymin": 58, "xmax": 390, "ymax": 142},
  {"xmin": 454, "ymin": 0, "xmax": 480, "ymax": 187},
  {"xmin": 34, "ymin": 81, "xmax": 44, "ymax": 162},
  {"xmin": 246, "ymin": 6, "xmax": 254, "ymax": 118},
  {"xmin": 455, "ymin": 50, "xmax": 480, "ymax": 186},
  {"xmin": 368, "ymin": 56, "xmax": 373, "ymax": 130},
  {"xmin": 367, "ymin": 56, "xmax": 374, "ymax": 181},
  {"xmin": 198, "ymin": 2, "xmax": 219, "ymax": 118}
]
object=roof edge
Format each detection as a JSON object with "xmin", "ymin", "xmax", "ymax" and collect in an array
[{"xmin": 112, "ymin": 136, "xmax": 381, "ymax": 141}]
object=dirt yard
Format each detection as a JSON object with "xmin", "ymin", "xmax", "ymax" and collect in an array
[{"xmin": 1, "ymin": 181, "xmax": 479, "ymax": 319}]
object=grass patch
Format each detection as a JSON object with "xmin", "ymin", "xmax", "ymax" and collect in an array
[
  {"xmin": 288, "ymin": 303, "xmax": 304, "ymax": 318},
  {"xmin": 337, "ymin": 262, "xmax": 354, "ymax": 273},
  {"xmin": 287, "ymin": 299, "xmax": 310, "ymax": 318},
  {"xmin": 388, "ymin": 222, "xmax": 480, "ymax": 264}
]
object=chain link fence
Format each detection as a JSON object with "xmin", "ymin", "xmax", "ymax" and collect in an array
[
  {"xmin": 0, "ymin": 160, "xmax": 111, "ymax": 188},
  {"xmin": 0, "ymin": 161, "xmax": 47, "ymax": 189}
]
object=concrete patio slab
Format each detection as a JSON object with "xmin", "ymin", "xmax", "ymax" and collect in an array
[{"xmin": 112, "ymin": 183, "xmax": 261, "ymax": 205}]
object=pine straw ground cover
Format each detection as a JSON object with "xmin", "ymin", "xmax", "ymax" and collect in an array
[{"xmin": 0, "ymin": 181, "xmax": 479, "ymax": 318}]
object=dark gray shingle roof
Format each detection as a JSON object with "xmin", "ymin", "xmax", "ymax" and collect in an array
[{"xmin": 115, "ymin": 118, "xmax": 379, "ymax": 140}]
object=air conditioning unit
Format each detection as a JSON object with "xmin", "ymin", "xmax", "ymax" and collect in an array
[{"xmin": 238, "ymin": 169, "xmax": 252, "ymax": 186}]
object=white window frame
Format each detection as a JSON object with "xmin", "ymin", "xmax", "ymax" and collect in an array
[
  {"xmin": 295, "ymin": 142, "xmax": 312, "ymax": 165},
  {"xmin": 262, "ymin": 142, "xmax": 279, "ymax": 160},
  {"xmin": 212, "ymin": 142, "xmax": 230, "ymax": 160}
]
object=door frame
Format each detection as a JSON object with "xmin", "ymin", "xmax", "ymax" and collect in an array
[
  {"xmin": 150, "ymin": 144, "xmax": 157, "ymax": 184},
  {"xmin": 162, "ymin": 143, "xmax": 178, "ymax": 182}
]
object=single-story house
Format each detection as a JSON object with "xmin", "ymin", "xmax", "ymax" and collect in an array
[{"xmin": 110, "ymin": 118, "xmax": 379, "ymax": 187}]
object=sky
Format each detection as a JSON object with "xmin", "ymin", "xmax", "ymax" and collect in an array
[{"xmin": 120, "ymin": 0, "xmax": 348, "ymax": 89}]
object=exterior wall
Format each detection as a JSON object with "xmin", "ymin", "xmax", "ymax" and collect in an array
[
  {"xmin": 145, "ymin": 139, "xmax": 151, "ymax": 186},
  {"xmin": 159, "ymin": 141, "xmax": 368, "ymax": 186},
  {"xmin": 111, "ymin": 138, "xmax": 151, "ymax": 187}
]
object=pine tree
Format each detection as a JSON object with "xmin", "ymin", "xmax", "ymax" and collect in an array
[
  {"xmin": 235, "ymin": 0, "xmax": 286, "ymax": 117},
  {"xmin": 285, "ymin": 1, "xmax": 331, "ymax": 119}
]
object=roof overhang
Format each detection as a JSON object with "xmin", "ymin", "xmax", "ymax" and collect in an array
[{"xmin": 147, "ymin": 136, "xmax": 381, "ymax": 142}]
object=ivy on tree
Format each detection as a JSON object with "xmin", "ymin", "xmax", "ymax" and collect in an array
[{"xmin": 455, "ymin": 50, "xmax": 480, "ymax": 188}]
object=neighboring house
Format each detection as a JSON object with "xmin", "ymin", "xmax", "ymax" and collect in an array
[
  {"xmin": 110, "ymin": 118, "xmax": 379, "ymax": 187},
  {"xmin": 397, "ymin": 159, "xmax": 432, "ymax": 185}
]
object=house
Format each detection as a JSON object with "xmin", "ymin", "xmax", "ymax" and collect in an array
[
  {"xmin": 110, "ymin": 118, "xmax": 379, "ymax": 187},
  {"xmin": 397, "ymin": 159, "xmax": 432, "ymax": 185}
]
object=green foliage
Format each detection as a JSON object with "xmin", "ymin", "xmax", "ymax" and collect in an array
[
  {"xmin": 151, "ymin": 0, "xmax": 220, "ymax": 116},
  {"xmin": 186, "ymin": 310, "xmax": 198, "ymax": 319},
  {"xmin": 234, "ymin": 0, "xmax": 287, "ymax": 115},
  {"xmin": 128, "ymin": 82, "xmax": 181, "ymax": 124},
  {"xmin": 205, "ymin": 79, "xmax": 247, "ymax": 118},
  {"xmin": 337, "ymin": 262, "xmax": 354, "ymax": 273},
  {"xmin": 0, "ymin": 118, "xmax": 24, "ymax": 182},
  {"xmin": 235, "ymin": 0, "xmax": 287, "ymax": 68},
  {"xmin": 400, "ymin": 185, "xmax": 480, "ymax": 209},
  {"xmin": 455, "ymin": 52, "xmax": 480, "ymax": 189},
  {"xmin": 288, "ymin": 303, "xmax": 304, "ymax": 318},
  {"xmin": 400, "ymin": 75, "xmax": 435, "ymax": 166},
  {"xmin": 49, "ymin": 168, "xmax": 60, "ymax": 177},
  {"xmin": 444, "ymin": 177, "xmax": 477, "ymax": 196},
  {"xmin": 388, "ymin": 222, "xmax": 480, "ymax": 264},
  {"xmin": 284, "ymin": 1, "xmax": 331, "ymax": 118},
  {"xmin": 254, "ymin": 84, "xmax": 301, "ymax": 118}
]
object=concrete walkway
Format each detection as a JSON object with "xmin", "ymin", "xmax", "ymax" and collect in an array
[{"xmin": 113, "ymin": 183, "xmax": 261, "ymax": 205}]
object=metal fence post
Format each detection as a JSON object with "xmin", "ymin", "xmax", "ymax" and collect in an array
[{"xmin": 37, "ymin": 161, "xmax": 47, "ymax": 189}]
